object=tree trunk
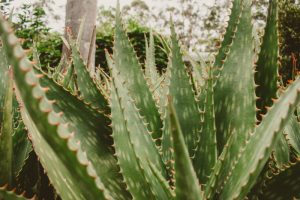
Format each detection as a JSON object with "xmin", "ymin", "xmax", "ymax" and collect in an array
[{"xmin": 63, "ymin": 0, "xmax": 97, "ymax": 73}]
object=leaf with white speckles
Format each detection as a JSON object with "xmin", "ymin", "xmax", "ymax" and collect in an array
[
  {"xmin": 110, "ymin": 65, "xmax": 172, "ymax": 200},
  {"xmin": 214, "ymin": 0, "xmax": 256, "ymax": 152},
  {"xmin": 162, "ymin": 24, "xmax": 201, "ymax": 164},
  {"xmin": 114, "ymin": 5, "xmax": 163, "ymax": 143},
  {"xmin": 219, "ymin": 78, "xmax": 300, "ymax": 199},
  {"xmin": 193, "ymin": 67, "xmax": 217, "ymax": 184},
  {"xmin": 206, "ymin": 0, "xmax": 257, "ymax": 196}
]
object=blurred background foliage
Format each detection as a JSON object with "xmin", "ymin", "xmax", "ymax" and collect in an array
[
  {"xmin": 279, "ymin": 0, "xmax": 300, "ymax": 84},
  {"xmin": 7, "ymin": 0, "xmax": 300, "ymax": 84},
  {"xmin": 12, "ymin": 3, "xmax": 168, "ymax": 73}
]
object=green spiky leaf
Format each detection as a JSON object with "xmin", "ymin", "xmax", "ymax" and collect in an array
[
  {"xmin": 218, "ymin": 77, "xmax": 300, "ymax": 199},
  {"xmin": 213, "ymin": 0, "xmax": 243, "ymax": 69},
  {"xmin": 205, "ymin": 1, "xmax": 257, "ymax": 197},
  {"xmin": 214, "ymin": 0, "xmax": 256, "ymax": 152},
  {"xmin": 163, "ymin": 24, "xmax": 201, "ymax": 157},
  {"xmin": 0, "ymin": 186, "xmax": 32, "ymax": 200},
  {"xmin": 184, "ymin": 52, "xmax": 207, "ymax": 95},
  {"xmin": 273, "ymin": 133, "xmax": 290, "ymax": 168},
  {"xmin": 193, "ymin": 67, "xmax": 217, "ymax": 184},
  {"xmin": 168, "ymin": 100, "xmax": 204, "ymax": 200},
  {"xmin": 255, "ymin": 0, "xmax": 279, "ymax": 120},
  {"xmin": 36, "ymin": 71, "xmax": 131, "ymax": 200},
  {"xmin": 15, "ymin": 151, "xmax": 39, "ymax": 196},
  {"xmin": 114, "ymin": 5, "xmax": 162, "ymax": 142},
  {"xmin": 62, "ymin": 63, "xmax": 75, "ymax": 91},
  {"xmin": 110, "ymin": 65, "xmax": 172, "ymax": 200},
  {"xmin": 285, "ymin": 115, "xmax": 300, "ymax": 155},
  {"xmin": 71, "ymin": 42, "xmax": 109, "ymax": 113},
  {"xmin": 0, "ymin": 16, "xmax": 112, "ymax": 200},
  {"xmin": 12, "ymin": 121, "xmax": 32, "ymax": 178},
  {"xmin": 259, "ymin": 160, "xmax": 300, "ymax": 200}
]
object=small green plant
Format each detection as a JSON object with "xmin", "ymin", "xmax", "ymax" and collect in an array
[
  {"xmin": 0, "ymin": 0, "xmax": 299, "ymax": 200},
  {"xmin": 13, "ymin": 4, "xmax": 49, "ymax": 49}
]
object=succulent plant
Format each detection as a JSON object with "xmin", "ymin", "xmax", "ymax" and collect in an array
[{"xmin": 0, "ymin": 0, "xmax": 300, "ymax": 200}]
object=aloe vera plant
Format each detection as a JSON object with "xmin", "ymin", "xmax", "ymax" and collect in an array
[{"xmin": 0, "ymin": 0, "xmax": 299, "ymax": 199}]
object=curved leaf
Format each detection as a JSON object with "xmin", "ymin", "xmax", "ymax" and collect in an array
[
  {"xmin": 219, "ymin": 78, "xmax": 300, "ymax": 199},
  {"xmin": 0, "ymin": 16, "xmax": 111, "ymax": 200},
  {"xmin": 36, "ymin": 71, "xmax": 131, "ymax": 200}
]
